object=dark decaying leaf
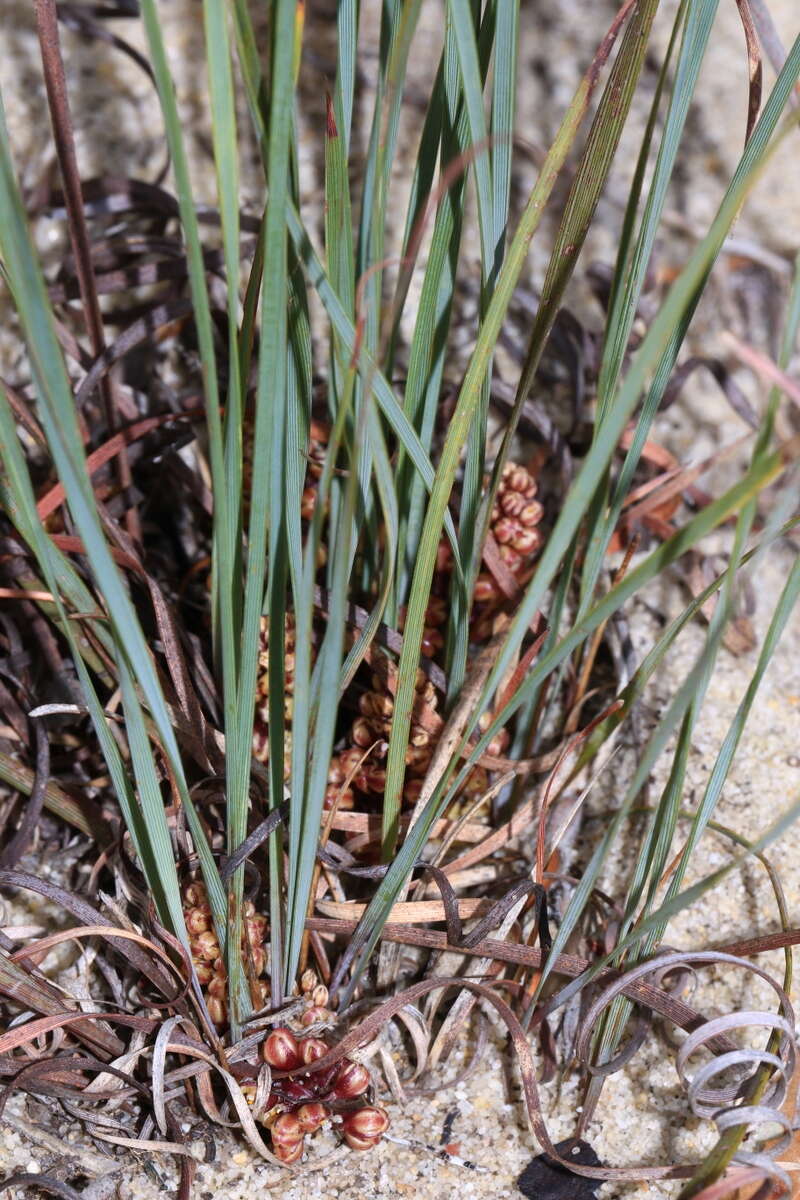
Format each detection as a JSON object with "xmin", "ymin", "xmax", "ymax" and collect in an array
[{"xmin": 517, "ymin": 1139, "xmax": 603, "ymax": 1200}]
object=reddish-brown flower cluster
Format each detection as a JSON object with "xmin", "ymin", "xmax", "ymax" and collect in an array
[
  {"xmin": 473, "ymin": 462, "xmax": 544, "ymax": 639},
  {"xmin": 324, "ymin": 658, "xmax": 439, "ymax": 812},
  {"xmin": 182, "ymin": 881, "xmax": 269, "ymax": 1027},
  {"xmin": 256, "ymin": 1026, "xmax": 389, "ymax": 1162},
  {"xmin": 288, "ymin": 967, "xmax": 335, "ymax": 1030},
  {"xmin": 252, "ymin": 613, "xmax": 296, "ymax": 770},
  {"xmin": 250, "ymin": 437, "xmax": 543, "ymax": 822}
]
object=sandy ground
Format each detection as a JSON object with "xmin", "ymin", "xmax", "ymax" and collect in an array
[{"xmin": 2, "ymin": 1, "xmax": 800, "ymax": 1197}]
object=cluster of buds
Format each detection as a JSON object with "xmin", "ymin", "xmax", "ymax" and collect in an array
[
  {"xmin": 182, "ymin": 881, "xmax": 269, "ymax": 1027},
  {"xmin": 472, "ymin": 463, "xmax": 543, "ymax": 639},
  {"xmin": 323, "ymin": 659, "xmax": 437, "ymax": 812},
  {"xmin": 321, "ymin": 652, "xmax": 502, "ymax": 818},
  {"xmin": 289, "ymin": 966, "xmax": 335, "ymax": 1031},
  {"xmin": 252, "ymin": 614, "xmax": 298, "ymax": 771},
  {"xmin": 249, "ymin": 451, "xmax": 542, "ymax": 826},
  {"xmin": 256, "ymin": 1026, "xmax": 389, "ymax": 1162}
]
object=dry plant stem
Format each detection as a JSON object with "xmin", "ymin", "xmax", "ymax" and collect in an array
[
  {"xmin": 376, "ymin": 629, "xmax": 509, "ymax": 988},
  {"xmin": 0, "ymin": 719, "xmax": 49, "ymax": 868},
  {"xmin": 534, "ymin": 700, "xmax": 623, "ymax": 886},
  {"xmin": 0, "ymin": 751, "xmax": 110, "ymax": 845},
  {"xmin": 308, "ymin": 916, "xmax": 799, "ymax": 1037},
  {"xmin": 33, "ymin": 0, "xmax": 139, "ymax": 544},
  {"xmin": 426, "ymin": 890, "xmax": 530, "ymax": 1068},
  {"xmin": 564, "ymin": 538, "xmax": 638, "ymax": 735},
  {"xmin": 299, "ymin": 744, "xmax": 375, "ymax": 977}
]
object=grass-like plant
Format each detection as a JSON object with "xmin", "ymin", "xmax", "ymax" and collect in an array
[{"xmin": 1, "ymin": 0, "xmax": 800, "ymax": 1194}]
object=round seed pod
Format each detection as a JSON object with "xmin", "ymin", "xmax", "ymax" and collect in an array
[
  {"xmin": 519, "ymin": 499, "xmax": 544, "ymax": 527},
  {"xmin": 273, "ymin": 1136, "xmax": 304, "ymax": 1164},
  {"xmin": 405, "ymin": 743, "xmax": 432, "ymax": 774},
  {"xmin": 473, "ymin": 574, "xmax": 497, "ymax": 604},
  {"xmin": 300, "ymin": 486, "xmax": 318, "ymax": 520},
  {"xmin": 207, "ymin": 996, "xmax": 226, "ymax": 1026},
  {"xmin": 300, "ymin": 968, "xmax": 318, "ymax": 995},
  {"xmin": 298, "ymin": 1036, "xmax": 329, "ymax": 1065},
  {"xmin": 341, "ymin": 1105, "xmax": 389, "ymax": 1139},
  {"xmin": 493, "ymin": 516, "xmax": 519, "ymax": 545},
  {"xmin": 510, "ymin": 526, "xmax": 541, "ymax": 555},
  {"xmin": 271, "ymin": 1112, "xmax": 304, "ymax": 1145},
  {"xmin": 360, "ymin": 691, "xmax": 393, "ymax": 720},
  {"xmin": 311, "ymin": 984, "xmax": 329, "ymax": 1008},
  {"xmin": 421, "ymin": 628, "xmax": 444, "ymax": 657},
  {"xmin": 184, "ymin": 905, "xmax": 211, "ymax": 935},
  {"xmin": 402, "ymin": 778, "xmax": 423, "ymax": 807},
  {"xmin": 342, "ymin": 1129, "xmax": 381, "ymax": 1151},
  {"xmin": 497, "ymin": 544, "xmax": 523, "ymax": 572},
  {"xmin": 246, "ymin": 914, "xmax": 268, "ymax": 946},
  {"xmin": 193, "ymin": 961, "xmax": 214, "ymax": 986},
  {"xmin": 299, "ymin": 1005, "xmax": 331, "ymax": 1028},
  {"xmin": 262, "ymin": 1027, "xmax": 301, "ymax": 1070},
  {"xmin": 500, "ymin": 490, "xmax": 525, "ymax": 517},
  {"xmin": 296, "ymin": 1102, "xmax": 328, "ymax": 1133},
  {"xmin": 207, "ymin": 973, "xmax": 227, "ymax": 1000},
  {"xmin": 331, "ymin": 1059, "xmax": 370, "ymax": 1099},
  {"xmin": 192, "ymin": 930, "xmax": 220, "ymax": 961},
  {"xmin": 361, "ymin": 765, "xmax": 387, "ymax": 793},
  {"xmin": 351, "ymin": 717, "xmax": 375, "ymax": 749},
  {"xmin": 183, "ymin": 882, "xmax": 207, "ymax": 908},
  {"xmin": 248, "ymin": 947, "xmax": 266, "ymax": 977}
]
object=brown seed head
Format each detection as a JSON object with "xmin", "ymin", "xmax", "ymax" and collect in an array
[
  {"xmin": 510, "ymin": 527, "xmax": 541, "ymax": 556},
  {"xmin": 473, "ymin": 575, "xmax": 496, "ymax": 604},
  {"xmin": 193, "ymin": 961, "xmax": 214, "ymax": 986},
  {"xmin": 343, "ymin": 1129, "xmax": 380, "ymax": 1151},
  {"xmin": 207, "ymin": 973, "xmax": 227, "ymax": 999},
  {"xmin": 351, "ymin": 717, "xmax": 376, "ymax": 748},
  {"xmin": 520, "ymin": 499, "xmax": 543, "ymax": 527},
  {"xmin": 246, "ymin": 914, "xmax": 268, "ymax": 945},
  {"xmin": 249, "ymin": 947, "xmax": 266, "ymax": 977},
  {"xmin": 421, "ymin": 628, "xmax": 444, "ymax": 657},
  {"xmin": 185, "ymin": 905, "xmax": 211, "ymax": 936},
  {"xmin": 500, "ymin": 490, "xmax": 525, "ymax": 517},
  {"xmin": 493, "ymin": 516, "xmax": 519, "ymax": 545}
]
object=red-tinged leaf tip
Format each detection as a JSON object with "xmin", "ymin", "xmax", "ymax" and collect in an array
[{"xmin": 326, "ymin": 93, "xmax": 338, "ymax": 140}]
